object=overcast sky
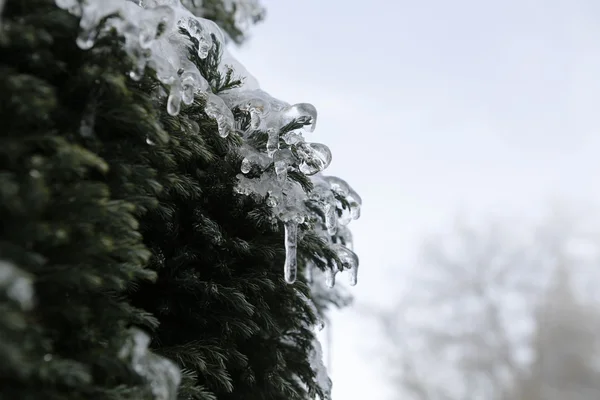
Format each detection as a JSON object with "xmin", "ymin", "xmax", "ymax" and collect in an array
[{"xmin": 230, "ymin": 1, "xmax": 600, "ymax": 399}]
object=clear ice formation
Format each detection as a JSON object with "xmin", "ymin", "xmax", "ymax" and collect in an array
[
  {"xmin": 119, "ymin": 328, "xmax": 182, "ymax": 400},
  {"xmin": 56, "ymin": 0, "xmax": 362, "ymax": 287}
]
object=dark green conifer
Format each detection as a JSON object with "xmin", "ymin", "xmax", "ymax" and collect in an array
[{"xmin": 0, "ymin": 1, "xmax": 353, "ymax": 399}]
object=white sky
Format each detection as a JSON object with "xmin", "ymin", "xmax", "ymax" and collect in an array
[{"xmin": 230, "ymin": 1, "xmax": 600, "ymax": 399}]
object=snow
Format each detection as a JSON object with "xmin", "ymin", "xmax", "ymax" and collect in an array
[{"xmin": 54, "ymin": 0, "xmax": 361, "ymax": 287}]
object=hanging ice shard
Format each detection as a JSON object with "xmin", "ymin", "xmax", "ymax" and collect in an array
[
  {"xmin": 324, "ymin": 267, "xmax": 337, "ymax": 289},
  {"xmin": 283, "ymin": 220, "xmax": 298, "ymax": 284}
]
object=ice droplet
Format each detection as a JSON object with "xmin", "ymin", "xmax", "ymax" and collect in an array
[
  {"xmin": 273, "ymin": 149, "xmax": 293, "ymax": 181},
  {"xmin": 283, "ymin": 103, "xmax": 317, "ymax": 132},
  {"xmin": 167, "ymin": 90, "xmax": 182, "ymax": 116},
  {"xmin": 324, "ymin": 203, "xmax": 337, "ymax": 235},
  {"xmin": 336, "ymin": 225, "xmax": 354, "ymax": 250},
  {"xmin": 325, "ymin": 176, "xmax": 349, "ymax": 196},
  {"xmin": 283, "ymin": 220, "xmax": 298, "ymax": 284},
  {"xmin": 266, "ymin": 128, "xmax": 279, "ymax": 157},
  {"xmin": 76, "ymin": 29, "xmax": 96, "ymax": 50},
  {"xmin": 205, "ymin": 94, "xmax": 234, "ymax": 138},
  {"xmin": 283, "ymin": 131, "xmax": 302, "ymax": 145},
  {"xmin": 348, "ymin": 264, "xmax": 358, "ymax": 286},
  {"xmin": 240, "ymin": 158, "xmax": 252, "ymax": 174},
  {"xmin": 334, "ymin": 244, "xmax": 359, "ymax": 286},
  {"xmin": 295, "ymin": 142, "xmax": 332, "ymax": 176},
  {"xmin": 305, "ymin": 263, "xmax": 314, "ymax": 283},
  {"xmin": 348, "ymin": 187, "xmax": 362, "ymax": 220},
  {"xmin": 129, "ymin": 69, "xmax": 143, "ymax": 81},
  {"xmin": 316, "ymin": 317, "xmax": 325, "ymax": 331},
  {"xmin": 181, "ymin": 72, "xmax": 198, "ymax": 105},
  {"xmin": 266, "ymin": 196, "xmax": 277, "ymax": 207},
  {"xmin": 325, "ymin": 267, "xmax": 336, "ymax": 288}
]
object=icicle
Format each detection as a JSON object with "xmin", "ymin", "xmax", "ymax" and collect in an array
[
  {"xmin": 324, "ymin": 267, "xmax": 336, "ymax": 288},
  {"xmin": 283, "ymin": 220, "xmax": 298, "ymax": 284},
  {"xmin": 348, "ymin": 264, "xmax": 358, "ymax": 286},
  {"xmin": 324, "ymin": 203, "xmax": 337, "ymax": 235},
  {"xmin": 305, "ymin": 262, "xmax": 314, "ymax": 283},
  {"xmin": 347, "ymin": 187, "xmax": 362, "ymax": 220}
]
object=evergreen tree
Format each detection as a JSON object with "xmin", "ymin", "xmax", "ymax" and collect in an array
[{"xmin": 0, "ymin": 1, "xmax": 360, "ymax": 399}]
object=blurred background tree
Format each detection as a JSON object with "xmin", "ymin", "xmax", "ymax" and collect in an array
[{"xmin": 370, "ymin": 206, "xmax": 600, "ymax": 400}]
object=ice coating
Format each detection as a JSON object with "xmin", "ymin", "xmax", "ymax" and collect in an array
[
  {"xmin": 56, "ymin": 0, "xmax": 361, "ymax": 286},
  {"xmin": 119, "ymin": 328, "xmax": 181, "ymax": 400},
  {"xmin": 56, "ymin": 0, "xmax": 253, "ymax": 117},
  {"xmin": 0, "ymin": 260, "xmax": 34, "ymax": 311}
]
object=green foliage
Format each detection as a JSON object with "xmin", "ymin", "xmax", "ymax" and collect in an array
[
  {"xmin": 0, "ymin": 1, "xmax": 158, "ymax": 398},
  {"xmin": 0, "ymin": 0, "xmax": 349, "ymax": 399}
]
